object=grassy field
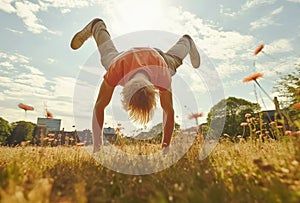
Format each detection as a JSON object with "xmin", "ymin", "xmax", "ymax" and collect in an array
[{"xmin": 0, "ymin": 137, "xmax": 300, "ymax": 203}]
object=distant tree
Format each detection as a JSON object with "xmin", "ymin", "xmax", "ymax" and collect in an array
[
  {"xmin": 0, "ymin": 117, "xmax": 11, "ymax": 145},
  {"xmin": 273, "ymin": 65, "xmax": 300, "ymax": 107},
  {"xmin": 207, "ymin": 97, "xmax": 260, "ymax": 137},
  {"xmin": 273, "ymin": 65, "xmax": 300, "ymax": 129},
  {"xmin": 7, "ymin": 121, "xmax": 36, "ymax": 145}
]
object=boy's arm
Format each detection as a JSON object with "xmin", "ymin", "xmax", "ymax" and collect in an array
[
  {"xmin": 93, "ymin": 80, "xmax": 114, "ymax": 152},
  {"xmin": 159, "ymin": 90, "xmax": 175, "ymax": 148}
]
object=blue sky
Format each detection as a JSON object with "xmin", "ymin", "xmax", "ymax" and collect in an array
[{"xmin": 0, "ymin": 0, "xmax": 300, "ymax": 132}]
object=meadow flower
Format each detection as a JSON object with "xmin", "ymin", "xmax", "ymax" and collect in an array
[
  {"xmin": 188, "ymin": 112, "xmax": 203, "ymax": 127},
  {"xmin": 245, "ymin": 113, "xmax": 251, "ymax": 118},
  {"xmin": 292, "ymin": 102, "xmax": 300, "ymax": 109},
  {"xmin": 243, "ymin": 72, "xmax": 263, "ymax": 83},
  {"xmin": 285, "ymin": 131, "xmax": 292, "ymax": 136},
  {"xmin": 243, "ymin": 72, "xmax": 273, "ymax": 102},
  {"xmin": 188, "ymin": 112, "xmax": 203, "ymax": 119},
  {"xmin": 240, "ymin": 122, "xmax": 248, "ymax": 127},
  {"xmin": 46, "ymin": 110, "xmax": 53, "ymax": 119},
  {"xmin": 277, "ymin": 125, "xmax": 283, "ymax": 129},
  {"xmin": 254, "ymin": 44, "xmax": 264, "ymax": 55}
]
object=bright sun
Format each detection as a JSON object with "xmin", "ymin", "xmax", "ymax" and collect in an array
[{"xmin": 116, "ymin": 0, "xmax": 165, "ymax": 31}]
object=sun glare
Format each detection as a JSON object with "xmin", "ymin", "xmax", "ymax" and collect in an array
[{"xmin": 116, "ymin": 0, "xmax": 165, "ymax": 31}]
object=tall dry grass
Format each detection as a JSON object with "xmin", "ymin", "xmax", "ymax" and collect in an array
[{"xmin": 0, "ymin": 137, "xmax": 299, "ymax": 203}]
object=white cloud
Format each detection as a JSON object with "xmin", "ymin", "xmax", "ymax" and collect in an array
[
  {"xmin": 61, "ymin": 8, "xmax": 70, "ymax": 14},
  {"xmin": 50, "ymin": 77, "xmax": 76, "ymax": 98},
  {"xmin": 0, "ymin": 0, "xmax": 91, "ymax": 34},
  {"xmin": 254, "ymin": 55, "xmax": 300, "ymax": 79},
  {"xmin": 265, "ymin": 38, "xmax": 293, "ymax": 54},
  {"xmin": 216, "ymin": 62, "xmax": 248, "ymax": 79},
  {"xmin": 242, "ymin": 0, "xmax": 277, "ymax": 10},
  {"xmin": 0, "ymin": 51, "xmax": 30, "ymax": 64},
  {"xmin": 250, "ymin": 6, "xmax": 283, "ymax": 30},
  {"xmin": 163, "ymin": 7, "xmax": 256, "ymax": 61},
  {"xmin": 15, "ymin": 1, "xmax": 47, "ymax": 34},
  {"xmin": 219, "ymin": 5, "xmax": 238, "ymax": 17},
  {"xmin": 15, "ymin": 73, "xmax": 47, "ymax": 88},
  {"xmin": 0, "ymin": 76, "xmax": 12, "ymax": 84},
  {"xmin": 0, "ymin": 92, "xmax": 5, "ymax": 101},
  {"xmin": 0, "ymin": 0, "xmax": 15, "ymax": 13},
  {"xmin": 286, "ymin": 0, "xmax": 300, "ymax": 3},
  {"xmin": 5, "ymin": 28, "xmax": 23, "ymax": 34},
  {"xmin": 47, "ymin": 58, "xmax": 56, "ymax": 64},
  {"xmin": 39, "ymin": 0, "xmax": 89, "ymax": 10},
  {"xmin": 23, "ymin": 64, "xmax": 44, "ymax": 75},
  {"xmin": 220, "ymin": 0, "xmax": 277, "ymax": 17},
  {"xmin": 271, "ymin": 6, "xmax": 284, "ymax": 15},
  {"xmin": 0, "ymin": 61, "xmax": 14, "ymax": 69}
]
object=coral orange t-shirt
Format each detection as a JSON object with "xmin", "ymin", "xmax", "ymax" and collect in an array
[{"xmin": 104, "ymin": 48, "xmax": 171, "ymax": 91}]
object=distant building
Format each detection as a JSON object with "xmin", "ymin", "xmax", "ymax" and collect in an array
[
  {"xmin": 261, "ymin": 109, "xmax": 290, "ymax": 129},
  {"xmin": 103, "ymin": 127, "xmax": 117, "ymax": 144},
  {"xmin": 76, "ymin": 129, "xmax": 93, "ymax": 145},
  {"xmin": 37, "ymin": 117, "xmax": 61, "ymax": 132}
]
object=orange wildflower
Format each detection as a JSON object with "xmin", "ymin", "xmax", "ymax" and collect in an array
[
  {"xmin": 243, "ymin": 72, "xmax": 264, "ymax": 83},
  {"xmin": 46, "ymin": 110, "xmax": 53, "ymax": 119},
  {"xmin": 285, "ymin": 131, "xmax": 292, "ymax": 136},
  {"xmin": 245, "ymin": 113, "xmax": 251, "ymax": 118},
  {"xmin": 188, "ymin": 112, "xmax": 203, "ymax": 119},
  {"xmin": 240, "ymin": 122, "xmax": 248, "ymax": 127},
  {"xmin": 18, "ymin": 103, "xmax": 34, "ymax": 111},
  {"xmin": 293, "ymin": 102, "xmax": 300, "ymax": 109},
  {"xmin": 254, "ymin": 44, "xmax": 264, "ymax": 56}
]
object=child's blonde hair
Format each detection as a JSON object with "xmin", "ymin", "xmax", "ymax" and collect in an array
[{"xmin": 122, "ymin": 78, "xmax": 157, "ymax": 125}]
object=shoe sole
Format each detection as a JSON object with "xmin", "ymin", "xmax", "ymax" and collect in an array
[
  {"xmin": 70, "ymin": 18, "xmax": 102, "ymax": 50},
  {"xmin": 189, "ymin": 39, "xmax": 200, "ymax": 68}
]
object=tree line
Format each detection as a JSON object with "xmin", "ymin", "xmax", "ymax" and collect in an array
[{"xmin": 0, "ymin": 118, "xmax": 36, "ymax": 146}]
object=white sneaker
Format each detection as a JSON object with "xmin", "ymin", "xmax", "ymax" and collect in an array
[
  {"xmin": 70, "ymin": 18, "xmax": 103, "ymax": 50},
  {"xmin": 184, "ymin": 35, "xmax": 200, "ymax": 68}
]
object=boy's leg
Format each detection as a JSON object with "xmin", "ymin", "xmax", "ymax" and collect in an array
[
  {"xmin": 154, "ymin": 48, "xmax": 182, "ymax": 76},
  {"xmin": 92, "ymin": 21, "xmax": 120, "ymax": 70},
  {"xmin": 70, "ymin": 18, "xmax": 120, "ymax": 70},
  {"xmin": 162, "ymin": 35, "xmax": 200, "ymax": 75}
]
